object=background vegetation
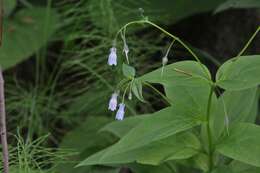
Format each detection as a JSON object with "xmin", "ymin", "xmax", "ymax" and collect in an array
[{"xmin": 0, "ymin": 0, "xmax": 260, "ymax": 172}]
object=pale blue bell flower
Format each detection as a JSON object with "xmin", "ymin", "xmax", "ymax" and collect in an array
[
  {"xmin": 108, "ymin": 47, "xmax": 117, "ymax": 66},
  {"xmin": 115, "ymin": 103, "xmax": 125, "ymax": 121},
  {"xmin": 108, "ymin": 93, "xmax": 118, "ymax": 111}
]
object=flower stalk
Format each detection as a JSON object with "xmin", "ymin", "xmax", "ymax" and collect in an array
[{"xmin": 206, "ymin": 85, "xmax": 215, "ymax": 172}]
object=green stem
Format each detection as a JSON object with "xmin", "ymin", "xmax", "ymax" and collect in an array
[
  {"xmin": 237, "ymin": 26, "xmax": 260, "ymax": 57},
  {"xmin": 206, "ymin": 86, "xmax": 214, "ymax": 172},
  {"xmin": 114, "ymin": 20, "xmax": 211, "ymax": 80}
]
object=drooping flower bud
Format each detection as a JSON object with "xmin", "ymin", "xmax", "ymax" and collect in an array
[
  {"xmin": 115, "ymin": 103, "xmax": 125, "ymax": 121},
  {"xmin": 108, "ymin": 47, "xmax": 117, "ymax": 66},
  {"xmin": 123, "ymin": 43, "xmax": 129, "ymax": 63},
  {"xmin": 128, "ymin": 92, "xmax": 132, "ymax": 100},
  {"xmin": 162, "ymin": 56, "xmax": 168, "ymax": 66},
  {"xmin": 108, "ymin": 93, "xmax": 118, "ymax": 111},
  {"xmin": 161, "ymin": 56, "xmax": 168, "ymax": 76}
]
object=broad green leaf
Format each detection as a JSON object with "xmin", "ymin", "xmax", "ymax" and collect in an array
[
  {"xmin": 216, "ymin": 55, "xmax": 260, "ymax": 90},
  {"xmin": 122, "ymin": 63, "xmax": 135, "ymax": 78},
  {"xmin": 140, "ymin": 60, "xmax": 215, "ymax": 147},
  {"xmin": 140, "ymin": 61, "xmax": 211, "ymax": 88},
  {"xmin": 140, "ymin": 61, "xmax": 213, "ymax": 114},
  {"xmin": 0, "ymin": 8, "xmax": 58, "ymax": 70},
  {"xmin": 55, "ymin": 116, "xmax": 116, "ymax": 173},
  {"xmin": 140, "ymin": 61, "xmax": 215, "ymax": 151},
  {"xmin": 230, "ymin": 161, "xmax": 260, "ymax": 173},
  {"xmin": 211, "ymin": 87, "xmax": 258, "ymax": 142},
  {"xmin": 211, "ymin": 166, "xmax": 234, "ymax": 173},
  {"xmin": 177, "ymin": 153, "xmax": 209, "ymax": 172},
  {"xmin": 129, "ymin": 163, "xmax": 176, "ymax": 173},
  {"xmin": 3, "ymin": 0, "xmax": 16, "ymax": 17},
  {"xmin": 78, "ymin": 106, "xmax": 202, "ymax": 166},
  {"xmin": 79, "ymin": 132, "xmax": 200, "ymax": 166},
  {"xmin": 216, "ymin": 123, "xmax": 260, "ymax": 167},
  {"xmin": 137, "ymin": 132, "xmax": 201, "ymax": 165},
  {"xmin": 215, "ymin": 0, "xmax": 260, "ymax": 13},
  {"xmin": 132, "ymin": 79, "xmax": 145, "ymax": 102},
  {"xmin": 101, "ymin": 114, "xmax": 148, "ymax": 138}
]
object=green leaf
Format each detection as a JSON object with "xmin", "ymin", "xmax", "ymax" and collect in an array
[
  {"xmin": 211, "ymin": 166, "xmax": 234, "ymax": 173},
  {"xmin": 211, "ymin": 87, "xmax": 258, "ymax": 142},
  {"xmin": 216, "ymin": 55, "xmax": 260, "ymax": 90},
  {"xmin": 230, "ymin": 161, "xmax": 260, "ymax": 173},
  {"xmin": 79, "ymin": 132, "xmax": 200, "ymax": 166},
  {"xmin": 78, "ymin": 106, "xmax": 202, "ymax": 166},
  {"xmin": 129, "ymin": 163, "xmax": 176, "ymax": 173},
  {"xmin": 132, "ymin": 79, "xmax": 145, "ymax": 102},
  {"xmin": 101, "ymin": 114, "xmax": 148, "ymax": 138},
  {"xmin": 177, "ymin": 153, "xmax": 209, "ymax": 172},
  {"xmin": 140, "ymin": 61, "xmax": 213, "ymax": 117},
  {"xmin": 3, "ymin": 0, "xmax": 16, "ymax": 17},
  {"xmin": 215, "ymin": 0, "xmax": 260, "ymax": 13},
  {"xmin": 140, "ymin": 61, "xmax": 211, "ymax": 88},
  {"xmin": 0, "ymin": 8, "xmax": 59, "ymax": 70},
  {"xmin": 122, "ymin": 63, "xmax": 135, "ymax": 78},
  {"xmin": 216, "ymin": 123, "xmax": 260, "ymax": 167}
]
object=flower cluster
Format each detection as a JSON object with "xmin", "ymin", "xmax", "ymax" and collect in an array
[
  {"xmin": 107, "ymin": 33, "xmax": 174, "ymax": 120},
  {"xmin": 108, "ymin": 92, "xmax": 125, "ymax": 121},
  {"xmin": 107, "ymin": 34, "xmax": 130, "ymax": 120}
]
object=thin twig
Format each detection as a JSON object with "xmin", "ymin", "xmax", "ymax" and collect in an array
[
  {"xmin": 0, "ymin": 0, "xmax": 3, "ymax": 46},
  {"xmin": 0, "ymin": 69, "xmax": 9, "ymax": 173}
]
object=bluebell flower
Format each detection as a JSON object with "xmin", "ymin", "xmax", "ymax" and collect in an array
[
  {"xmin": 108, "ymin": 93, "xmax": 118, "ymax": 111},
  {"xmin": 108, "ymin": 47, "xmax": 117, "ymax": 66},
  {"xmin": 115, "ymin": 103, "xmax": 125, "ymax": 121}
]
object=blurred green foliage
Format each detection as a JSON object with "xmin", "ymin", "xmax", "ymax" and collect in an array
[{"xmin": 0, "ymin": 0, "xmax": 259, "ymax": 173}]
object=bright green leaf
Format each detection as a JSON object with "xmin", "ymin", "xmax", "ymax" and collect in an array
[
  {"xmin": 129, "ymin": 163, "xmax": 176, "ymax": 173},
  {"xmin": 230, "ymin": 161, "xmax": 260, "ymax": 173},
  {"xmin": 216, "ymin": 55, "xmax": 260, "ymax": 90},
  {"xmin": 216, "ymin": 123, "xmax": 260, "ymax": 167},
  {"xmin": 140, "ymin": 61, "xmax": 211, "ymax": 88},
  {"xmin": 78, "ymin": 106, "xmax": 202, "ymax": 166},
  {"xmin": 122, "ymin": 63, "xmax": 135, "ymax": 78},
  {"xmin": 211, "ymin": 87, "xmax": 258, "ymax": 142},
  {"xmin": 101, "ymin": 114, "xmax": 148, "ymax": 138},
  {"xmin": 211, "ymin": 166, "xmax": 234, "ymax": 173},
  {"xmin": 132, "ymin": 79, "xmax": 145, "ymax": 102},
  {"xmin": 140, "ymin": 60, "xmax": 214, "ymax": 118}
]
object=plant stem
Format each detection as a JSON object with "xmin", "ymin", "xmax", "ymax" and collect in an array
[
  {"xmin": 0, "ymin": 70, "xmax": 9, "ymax": 173},
  {"xmin": 206, "ymin": 86, "xmax": 214, "ymax": 172},
  {"xmin": 237, "ymin": 26, "xmax": 260, "ymax": 57},
  {"xmin": 114, "ymin": 20, "xmax": 211, "ymax": 80},
  {"xmin": 0, "ymin": 0, "xmax": 3, "ymax": 46}
]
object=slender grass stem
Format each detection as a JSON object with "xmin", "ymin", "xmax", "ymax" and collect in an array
[
  {"xmin": 237, "ymin": 26, "xmax": 260, "ymax": 57},
  {"xmin": 0, "ymin": 0, "xmax": 3, "ymax": 46},
  {"xmin": 206, "ymin": 86, "xmax": 214, "ymax": 172}
]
